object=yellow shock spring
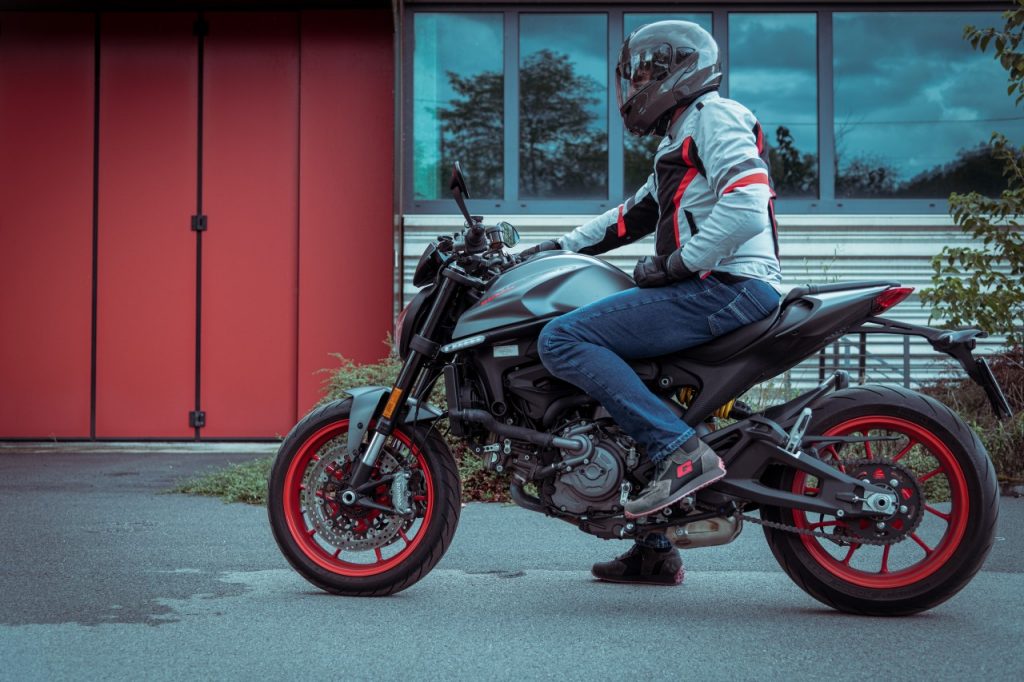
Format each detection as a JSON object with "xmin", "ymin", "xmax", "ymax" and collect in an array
[{"xmin": 677, "ymin": 386, "xmax": 736, "ymax": 419}]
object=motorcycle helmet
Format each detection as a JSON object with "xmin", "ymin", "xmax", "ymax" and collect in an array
[{"xmin": 616, "ymin": 20, "xmax": 722, "ymax": 136}]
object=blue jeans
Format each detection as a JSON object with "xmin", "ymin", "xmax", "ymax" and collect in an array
[
  {"xmin": 539, "ymin": 274, "xmax": 780, "ymax": 553},
  {"xmin": 538, "ymin": 274, "xmax": 781, "ymax": 464}
]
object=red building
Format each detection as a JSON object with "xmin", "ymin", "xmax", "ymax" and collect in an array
[{"xmin": 0, "ymin": 2, "xmax": 396, "ymax": 439}]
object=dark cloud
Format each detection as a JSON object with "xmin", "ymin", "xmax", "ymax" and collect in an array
[
  {"xmin": 834, "ymin": 11, "xmax": 1001, "ymax": 77},
  {"xmin": 730, "ymin": 13, "xmax": 816, "ymax": 73}
]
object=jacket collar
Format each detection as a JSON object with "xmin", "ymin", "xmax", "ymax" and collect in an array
[{"xmin": 667, "ymin": 91, "xmax": 720, "ymax": 141}]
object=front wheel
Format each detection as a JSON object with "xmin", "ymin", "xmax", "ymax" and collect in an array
[
  {"xmin": 268, "ymin": 399, "xmax": 461, "ymax": 595},
  {"xmin": 762, "ymin": 385, "xmax": 999, "ymax": 616}
]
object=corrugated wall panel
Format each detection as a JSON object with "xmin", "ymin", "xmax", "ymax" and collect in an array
[
  {"xmin": 201, "ymin": 12, "xmax": 299, "ymax": 437},
  {"xmin": 297, "ymin": 10, "xmax": 395, "ymax": 414},
  {"xmin": 95, "ymin": 13, "xmax": 197, "ymax": 438},
  {"xmin": 0, "ymin": 13, "xmax": 95, "ymax": 438}
]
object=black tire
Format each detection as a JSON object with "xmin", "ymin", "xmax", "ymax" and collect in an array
[
  {"xmin": 761, "ymin": 384, "xmax": 999, "ymax": 616},
  {"xmin": 268, "ymin": 398, "xmax": 461, "ymax": 596}
]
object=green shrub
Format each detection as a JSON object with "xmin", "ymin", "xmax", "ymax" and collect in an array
[
  {"xmin": 322, "ymin": 350, "xmax": 510, "ymax": 502},
  {"xmin": 919, "ymin": 347, "xmax": 1024, "ymax": 488},
  {"xmin": 173, "ymin": 457, "xmax": 273, "ymax": 505}
]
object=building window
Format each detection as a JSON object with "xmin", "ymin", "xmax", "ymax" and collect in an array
[
  {"xmin": 412, "ymin": 13, "xmax": 503, "ymax": 200},
  {"xmin": 406, "ymin": 5, "xmax": 1018, "ymax": 213},
  {"xmin": 730, "ymin": 13, "xmax": 818, "ymax": 198},
  {"xmin": 622, "ymin": 13, "xmax": 712, "ymax": 192},
  {"xmin": 834, "ymin": 11, "xmax": 1020, "ymax": 198},
  {"xmin": 519, "ymin": 13, "xmax": 608, "ymax": 199}
]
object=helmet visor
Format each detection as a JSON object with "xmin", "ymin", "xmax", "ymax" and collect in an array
[{"xmin": 615, "ymin": 42, "xmax": 675, "ymax": 109}]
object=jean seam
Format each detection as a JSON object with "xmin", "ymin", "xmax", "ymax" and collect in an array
[
  {"xmin": 740, "ymin": 286, "xmax": 771, "ymax": 318},
  {"xmin": 562, "ymin": 279, "xmax": 726, "ymax": 327}
]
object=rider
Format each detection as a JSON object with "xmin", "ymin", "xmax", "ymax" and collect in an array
[{"xmin": 520, "ymin": 20, "xmax": 783, "ymax": 585}]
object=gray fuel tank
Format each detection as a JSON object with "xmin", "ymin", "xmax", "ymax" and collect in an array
[{"xmin": 452, "ymin": 252, "xmax": 634, "ymax": 339}]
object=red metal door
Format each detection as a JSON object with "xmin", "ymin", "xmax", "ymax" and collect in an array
[
  {"xmin": 201, "ymin": 13, "xmax": 299, "ymax": 437},
  {"xmin": 95, "ymin": 13, "xmax": 198, "ymax": 438},
  {"xmin": 0, "ymin": 13, "xmax": 95, "ymax": 438},
  {"xmin": 297, "ymin": 10, "xmax": 395, "ymax": 414}
]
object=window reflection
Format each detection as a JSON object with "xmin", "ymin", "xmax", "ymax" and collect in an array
[
  {"xmin": 834, "ymin": 12, "xmax": 1023, "ymax": 198},
  {"xmin": 413, "ymin": 13, "xmax": 503, "ymax": 200},
  {"xmin": 623, "ymin": 13, "xmax": 712, "ymax": 193},
  {"xmin": 730, "ymin": 13, "xmax": 818, "ymax": 198},
  {"xmin": 519, "ymin": 14, "xmax": 607, "ymax": 199}
]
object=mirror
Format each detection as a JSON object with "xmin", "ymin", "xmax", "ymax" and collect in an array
[
  {"xmin": 497, "ymin": 221, "xmax": 520, "ymax": 247},
  {"xmin": 449, "ymin": 161, "xmax": 470, "ymax": 198},
  {"xmin": 449, "ymin": 162, "xmax": 475, "ymax": 226}
]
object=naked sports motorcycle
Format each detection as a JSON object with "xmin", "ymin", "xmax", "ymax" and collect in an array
[{"xmin": 268, "ymin": 164, "xmax": 1012, "ymax": 615}]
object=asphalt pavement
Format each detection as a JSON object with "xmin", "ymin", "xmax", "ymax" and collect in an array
[{"xmin": 1, "ymin": 445, "xmax": 1022, "ymax": 681}]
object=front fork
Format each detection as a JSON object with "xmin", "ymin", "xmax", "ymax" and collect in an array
[{"xmin": 347, "ymin": 276, "xmax": 460, "ymax": 489}]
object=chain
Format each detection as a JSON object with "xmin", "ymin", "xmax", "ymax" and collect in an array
[{"xmin": 735, "ymin": 509, "xmax": 893, "ymax": 546}]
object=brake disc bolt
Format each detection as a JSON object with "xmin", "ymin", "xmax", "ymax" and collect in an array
[
  {"xmin": 889, "ymin": 479, "xmax": 899, "ymax": 487},
  {"xmin": 900, "ymin": 505, "xmax": 908, "ymax": 514},
  {"xmin": 876, "ymin": 522, "xmax": 886, "ymax": 530},
  {"xmin": 836, "ymin": 509, "xmax": 845, "ymax": 517}
]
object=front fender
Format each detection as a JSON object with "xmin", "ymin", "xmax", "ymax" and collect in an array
[{"xmin": 346, "ymin": 386, "xmax": 444, "ymax": 456}]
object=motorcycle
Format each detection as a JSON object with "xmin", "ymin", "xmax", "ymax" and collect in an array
[{"xmin": 268, "ymin": 163, "xmax": 1012, "ymax": 615}]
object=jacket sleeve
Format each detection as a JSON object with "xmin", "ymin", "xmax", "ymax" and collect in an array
[
  {"xmin": 558, "ymin": 175, "xmax": 659, "ymax": 255},
  {"xmin": 679, "ymin": 102, "xmax": 774, "ymax": 271}
]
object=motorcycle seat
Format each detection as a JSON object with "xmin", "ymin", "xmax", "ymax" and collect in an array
[{"xmin": 677, "ymin": 280, "xmax": 901, "ymax": 364}]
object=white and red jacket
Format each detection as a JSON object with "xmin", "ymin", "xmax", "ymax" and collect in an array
[{"xmin": 559, "ymin": 91, "xmax": 782, "ymax": 285}]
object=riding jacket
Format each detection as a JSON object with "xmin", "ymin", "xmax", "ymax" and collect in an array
[{"xmin": 558, "ymin": 91, "xmax": 782, "ymax": 285}]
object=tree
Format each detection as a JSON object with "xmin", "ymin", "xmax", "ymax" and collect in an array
[
  {"xmin": 437, "ymin": 70, "xmax": 504, "ymax": 199},
  {"xmin": 436, "ymin": 49, "xmax": 608, "ymax": 200},
  {"xmin": 768, "ymin": 125, "xmax": 818, "ymax": 197},
  {"xmin": 835, "ymin": 157, "xmax": 900, "ymax": 197},
  {"xmin": 518, "ymin": 49, "xmax": 607, "ymax": 197},
  {"xmin": 919, "ymin": 0, "xmax": 1024, "ymax": 347}
]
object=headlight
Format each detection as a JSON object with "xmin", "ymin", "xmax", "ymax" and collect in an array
[{"xmin": 413, "ymin": 242, "xmax": 442, "ymax": 287}]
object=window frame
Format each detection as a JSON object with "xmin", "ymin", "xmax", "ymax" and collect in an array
[{"xmin": 402, "ymin": 2, "xmax": 1010, "ymax": 216}]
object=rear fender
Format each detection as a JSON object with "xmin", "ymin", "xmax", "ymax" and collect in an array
[{"xmin": 346, "ymin": 386, "xmax": 444, "ymax": 456}]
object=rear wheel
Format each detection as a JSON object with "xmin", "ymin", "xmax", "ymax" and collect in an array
[
  {"xmin": 762, "ymin": 385, "xmax": 998, "ymax": 616},
  {"xmin": 268, "ymin": 399, "xmax": 460, "ymax": 595}
]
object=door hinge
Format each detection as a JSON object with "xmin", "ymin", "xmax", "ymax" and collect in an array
[
  {"xmin": 189, "ymin": 410, "xmax": 206, "ymax": 429},
  {"xmin": 191, "ymin": 214, "xmax": 208, "ymax": 232}
]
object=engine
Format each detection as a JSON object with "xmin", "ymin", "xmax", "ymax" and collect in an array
[{"xmin": 548, "ymin": 423, "xmax": 638, "ymax": 514}]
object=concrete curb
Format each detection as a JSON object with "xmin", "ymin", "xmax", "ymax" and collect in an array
[{"xmin": 0, "ymin": 441, "xmax": 281, "ymax": 456}]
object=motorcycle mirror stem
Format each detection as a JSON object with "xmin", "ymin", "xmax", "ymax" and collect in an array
[{"xmin": 450, "ymin": 162, "xmax": 487, "ymax": 253}]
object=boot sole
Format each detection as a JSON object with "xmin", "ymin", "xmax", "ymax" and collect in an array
[
  {"xmin": 591, "ymin": 566, "xmax": 685, "ymax": 586},
  {"xmin": 623, "ymin": 458, "xmax": 726, "ymax": 520}
]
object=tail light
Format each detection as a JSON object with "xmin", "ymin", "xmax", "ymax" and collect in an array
[{"xmin": 872, "ymin": 286, "xmax": 914, "ymax": 313}]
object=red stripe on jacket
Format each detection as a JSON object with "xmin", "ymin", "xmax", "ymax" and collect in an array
[
  {"xmin": 722, "ymin": 171, "xmax": 770, "ymax": 196},
  {"xmin": 616, "ymin": 204, "xmax": 626, "ymax": 238},
  {"xmin": 672, "ymin": 137, "xmax": 699, "ymax": 248}
]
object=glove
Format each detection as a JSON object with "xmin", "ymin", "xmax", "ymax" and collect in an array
[
  {"xmin": 520, "ymin": 239, "xmax": 561, "ymax": 259},
  {"xmin": 633, "ymin": 250, "xmax": 695, "ymax": 288}
]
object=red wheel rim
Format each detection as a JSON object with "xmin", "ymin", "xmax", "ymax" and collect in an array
[
  {"xmin": 791, "ymin": 415, "xmax": 969, "ymax": 589},
  {"xmin": 282, "ymin": 419, "xmax": 434, "ymax": 577}
]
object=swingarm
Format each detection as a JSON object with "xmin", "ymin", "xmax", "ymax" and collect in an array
[{"xmin": 705, "ymin": 413, "xmax": 901, "ymax": 519}]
